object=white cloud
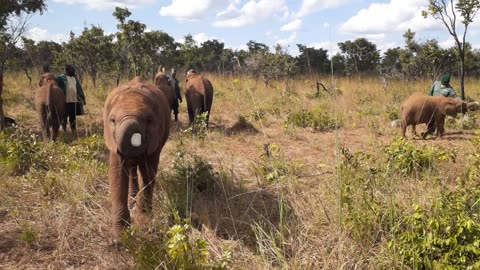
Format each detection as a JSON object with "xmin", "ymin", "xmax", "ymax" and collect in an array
[
  {"xmin": 213, "ymin": 0, "xmax": 288, "ymax": 28},
  {"xmin": 309, "ymin": 42, "xmax": 339, "ymax": 56},
  {"xmin": 297, "ymin": 0, "xmax": 356, "ymax": 18},
  {"xmin": 280, "ymin": 19, "xmax": 302, "ymax": 32},
  {"xmin": 276, "ymin": 32, "xmax": 297, "ymax": 48},
  {"xmin": 439, "ymin": 38, "xmax": 455, "ymax": 49},
  {"xmin": 52, "ymin": 0, "xmax": 154, "ymax": 10},
  {"xmin": 26, "ymin": 27, "xmax": 69, "ymax": 43},
  {"xmin": 160, "ymin": 0, "xmax": 238, "ymax": 20},
  {"xmin": 340, "ymin": 0, "xmax": 441, "ymax": 35},
  {"xmin": 193, "ymin": 32, "xmax": 220, "ymax": 44}
]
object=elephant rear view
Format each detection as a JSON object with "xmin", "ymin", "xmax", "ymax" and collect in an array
[
  {"xmin": 185, "ymin": 69, "xmax": 213, "ymax": 127},
  {"xmin": 103, "ymin": 77, "xmax": 170, "ymax": 241},
  {"xmin": 35, "ymin": 73, "xmax": 66, "ymax": 141}
]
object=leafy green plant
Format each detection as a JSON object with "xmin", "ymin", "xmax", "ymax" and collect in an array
[
  {"xmin": 188, "ymin": 111, "xmax": 209, "ymax": 141},
  {"xmin": 0, "ymin": 127, "xmax": 49, "ymax": 175},
  {"xmin": 389, "ymin": 133, "xmax": 480, "ymax": 269},
  {"xmin": 385, "ymin": 104, "xmax": 400, "ymax": 121},
  {"xmin": 385, "ymin": 136, "xmax": 455, "ymax": 175}
]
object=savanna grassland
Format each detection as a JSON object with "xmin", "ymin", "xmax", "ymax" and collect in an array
[{"xmin": 1, "ymin": 72, "xmax": 480, "ymax": 269}]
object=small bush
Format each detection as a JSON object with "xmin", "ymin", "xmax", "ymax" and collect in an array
[
  {"xmin": 0, "ymin": 127, "xmax": 49, "ymax": 175},
  {"xmin": 122, "ymin": 222, "xmax": 230, "ymax": 270},
  {"xmin": 385, "ymin": 137, "xmax": 455, "ymax": 175},
  {"xmin": 285, "ymin": 108, "xmax": 342, "ymax": 131}
]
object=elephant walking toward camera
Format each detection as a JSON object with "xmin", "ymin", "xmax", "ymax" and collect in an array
[
  {"xmin": 400, "ymin": 94, "xmax": 479, "ymax": 139},
  {"xmin": 35, "ymin": 73, "xmax": 66, "ymax": 141},
  {"xmin": 103, "ymin": 77, "xmax": 170, "ymax": 241},
  {"xmin": 185, "ymin": 69, "xmax": 213, "ymax": 127}
]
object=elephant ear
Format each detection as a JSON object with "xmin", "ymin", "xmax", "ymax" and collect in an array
[{"xmin": 103, "ymin": 88, "xmax": 124, "ymax": 152}]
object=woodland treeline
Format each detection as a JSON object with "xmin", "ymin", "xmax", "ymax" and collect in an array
[{"xmin": 4, "ymin": 7, "xmax": 480, "ymax": 87}]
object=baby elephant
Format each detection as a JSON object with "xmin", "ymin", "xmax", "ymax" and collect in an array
[
  {"xmin": 103, "ymin": 77, "xmax": 170, "ymax": 242},
  {"xmin": 35, "ymin": 73, "xmax": 66, "ymax": 141},
  {"xmin": 185, "ymin": 69, "xmax": 214, "ymax": 128},
  {"xmin": 400, "ymin": 94, "xmax": 478, "ymax": 139}
]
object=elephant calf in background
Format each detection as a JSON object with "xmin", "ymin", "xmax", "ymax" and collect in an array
[
  {"xmin": 400, "ymin": 94, "xmax": 479, "ymax": 139},
  {"xmin": 35, "ymin": 72, "xmax": 66, "ymax": 141},
  {"xmin": 103, "ymin": 77, "xmax": 170, "ymax": 241},
  {"xmin": 154, "ymin": 68, "xmax": 177, "ymax": 122},
  {"xmin": 185, "ymin": 69, "xmax": 213, "ymax": 128}
]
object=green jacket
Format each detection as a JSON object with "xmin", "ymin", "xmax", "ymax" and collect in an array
[
  {"xmin": 428, "ymin": 81, "xmax": 459, "ymax": 99},
  {"xmin": 56, "ymin": 74, "xmax": 86, "ymax": 104}
]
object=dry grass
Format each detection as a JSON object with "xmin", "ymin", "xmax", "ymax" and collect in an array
[{"xmin": 1, "ymin": 72, "xmax": 479, "ymax": 269}]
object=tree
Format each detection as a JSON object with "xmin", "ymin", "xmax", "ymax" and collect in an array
[
  {"xmin": 199, "ymin": 39, "xmax": 224, "ymax": 72},
  {"xmin": 0, "ymin": 0, "xmax": 46, "ymax": 130},
  {"xmin": 296, "ymin": 44, "xmax": 330, "ymax": 76},
  {"xmin": 423, "ymin": 0, "xmax": 480, "ymax": 100},
  {"xmin": 113, "ymin": 7, "xmax": 146, "ymax": 78},
  {"xmin": 56, "ymin": 25, "xmax": 114, "ymax": 86},
  {"xmin": 179, "ymin": 34, "xmax": 201, "ymax": 71},
  {"xmin": 338, "ymin": 38, "xmax": 380, "ymax": 75}
]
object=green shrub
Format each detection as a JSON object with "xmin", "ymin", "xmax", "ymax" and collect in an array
[
  {"xmin": 0, "ymin": 127, "xmax": 49, "ymax": 175},
  {"xmin": 122, "ymin": 222, "xmax": 230, "ymax": 270},
  {"xmin": 389, "ymin": 133, "xmax": 480, "ymax": 269},
  {"xmin": 285, "ymin": 108, "xmax": 342, "ymax": 131},
  {"xmin": 385, "ymin": 137, "xmax": 454, "ymax": 175}
]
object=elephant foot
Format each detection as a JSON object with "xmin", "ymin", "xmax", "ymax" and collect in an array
[{"xmin": 128, "ymin": 195, "xmax": 136, "ymax": 211}]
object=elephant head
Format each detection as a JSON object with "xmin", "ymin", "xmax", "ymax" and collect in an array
[
  {"xmin": 104, "ymin": 85, "xmax": 165, "ymax": 158},
  {"xmin": 39, "ymin": 72, "xmax": 56, "ymax": 87}
]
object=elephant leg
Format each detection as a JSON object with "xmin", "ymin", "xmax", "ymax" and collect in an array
[
  {"xmin": 108, "ymin": 152, "xmax": 131, "ymax": 239},
  {"xmin": 136, "ymin": 154, "xmax": 160, "ymax": 214},
  {"xmin": 128, "ymin": 166, "xmax": 139, "ymax": 210},
  {"xmin": 411, "ymin": 125, "xmax": 416, "ymax": 136},
  {"xmin": 436, "ymin": 115, "xmax": 446, "ymax": 138},
  {"xmin": 422, "ymin": 118, "xmax": 436, "ymax": 139},
  {"xmin": 187, "ymin": 107, "xmax": 195, "ymax": 124}
]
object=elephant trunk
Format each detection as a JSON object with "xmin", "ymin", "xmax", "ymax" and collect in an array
[{"xmin": 116, "ymin": 117, "xmax": 147, "ymax": 158}]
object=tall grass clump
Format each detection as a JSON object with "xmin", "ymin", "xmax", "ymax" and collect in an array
[
  {"xmin": 285, "ymin": 107, "xmax": 342, "ymax": 132},
  {"xmin": 339, "ymin": 147, "xmax": 401, "ymax": 248}
]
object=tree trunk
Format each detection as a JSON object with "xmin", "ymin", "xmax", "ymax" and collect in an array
[
  {"xmin": 460, "ymin": 51, "xmax": 465, "ymax": 100},
  {"xmin": 0, "ymin": 72, "xmax": 4, "ymax": 131}
]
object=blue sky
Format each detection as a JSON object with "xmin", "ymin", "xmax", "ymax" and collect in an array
[{"xmin": 25, "ymin": 0, "xmax": 480, "ymax": 56}]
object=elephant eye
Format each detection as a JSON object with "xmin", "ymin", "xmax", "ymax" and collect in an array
[{"xmin": 110, "ymin": 116, "xmax": 116, "ymax": 124}]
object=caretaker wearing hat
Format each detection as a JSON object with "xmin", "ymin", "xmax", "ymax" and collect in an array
[
  {"xmin": 424, "ymin": 73, "xmax": 460, "ymax": 137},
  {"xmin": 428, "ymin": 73, "xmax": 459, "ymax": 98}
]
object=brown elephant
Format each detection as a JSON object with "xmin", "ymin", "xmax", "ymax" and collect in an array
[
  {"xmin": 154, "ymin": 68, "xmax": 177, "ymax": 121},
  {"xmin": 185, "ymin": 69, "xmax": 213, "ymax": 128},
  {"xmin": 34, "ymin": 72, "xmax": 66, "ymax": 141},
  {"xmin": 103, "ymin": 77, "xmax": 170, "ymax": 241},
  {"xmin": 400, "ymin": 94, "xmax": 478, "ymax": 138}
]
